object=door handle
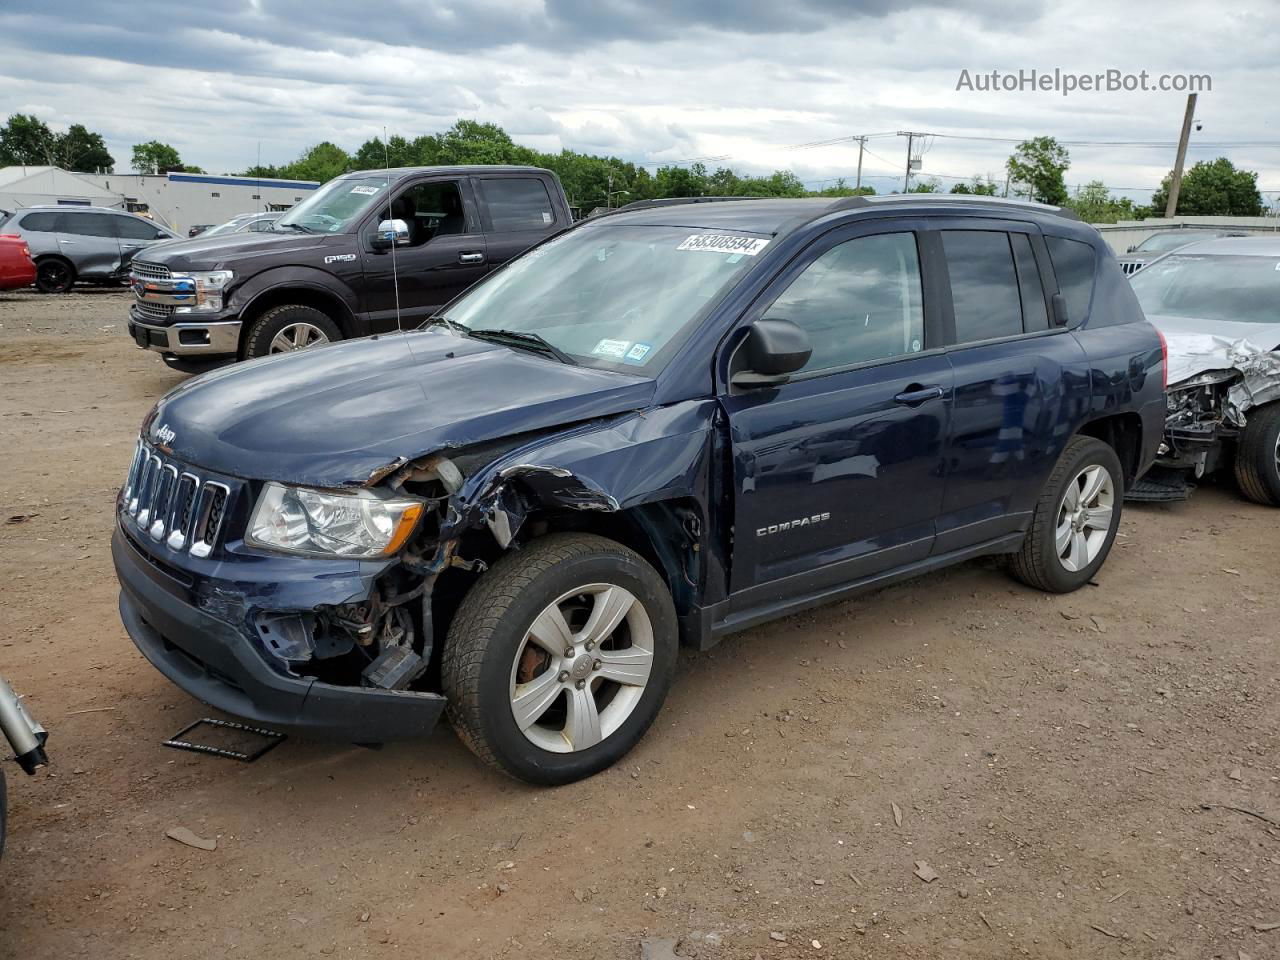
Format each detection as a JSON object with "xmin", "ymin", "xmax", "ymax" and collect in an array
[
  {"xmin": 458, "ymin": 251, "xmax": 485, "ymax": 264},
  {"xmin": 893, "ymin": 384, "xmax": 944, "ymax": 406}
]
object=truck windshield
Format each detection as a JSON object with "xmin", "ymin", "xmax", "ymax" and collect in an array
[
  {"xmin": 1130, "ymin": 254, "xmax": 1280, "ymax": 325},
  {"xmin": 274, "ymin": 177, "xmax": 389, "ymax": 234},
  {"xmin": 436, "ymin": 224, "xmax": 767, "ymax": 374}
]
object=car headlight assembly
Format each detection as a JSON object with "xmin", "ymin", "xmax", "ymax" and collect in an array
[
  {"xmin": 247, "ymin": 483, "xmax": 424, "ymax": 558},
  {"xmin": 173, "ymin": 270, "xmax": 234, "ymax": 314}
]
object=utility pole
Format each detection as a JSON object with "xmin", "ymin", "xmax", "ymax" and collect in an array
[
  {"xmin": 853, "ymin": 135, "xmax": 867, "ymax": 191},
  {"xmin": 1164, "ymin": 93, "xmax": 1198, "ymax": 219},
  {"xmin": 897, "ymin": 131, "xmax": 928, "ymax": 192},
  {"xmin": 606, "ymin": 171, "xmax": 613, "ymax": 209}
]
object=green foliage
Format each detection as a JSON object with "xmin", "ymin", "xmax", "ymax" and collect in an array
[
  {"xmin": 1147, "ymin": 157, "xmax": 1264, "ymax": 216},
  {"xmin": 950, "ymin": 176, "xmax": 999, "ymax": 196},
  {"xmin": 131, "ymin": 140, "xmax": 203, "ymax": 174},
  {"xmin": 906, "ymin": 177, "xmax": 942, "ymax": 193},
  {"xmin": 0, "ymin": 114, "xmax": 115, "ymax": 172},
  {"xmin": 1006, "ymin": 136, "xmax": 1069, "ymax": 206},
  {"xmin": 1063, "ymin": 180, "xmax": 1136, "ymax": 223}
]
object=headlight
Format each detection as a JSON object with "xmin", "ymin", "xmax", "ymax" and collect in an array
[
  {"xmin": 173, "ymin": 270, "xmax": 234, "ymax": 314},
  {"xmin": 246, "ymin": 483, "xmax": 424, "ymax": 558}
]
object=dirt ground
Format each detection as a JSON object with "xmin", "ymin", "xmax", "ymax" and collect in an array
[{"xmin": 0, "ymin": 288, "xmax": 1277, "ymax": 960}]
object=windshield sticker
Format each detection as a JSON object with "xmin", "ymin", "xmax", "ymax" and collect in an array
[
  {"xmin": 677, "ymin": 234, "xmax": 770, "ymax": 256},
  {"xmin": 592, "ymin": 338, "xmax": 631, "ymax": 359},
  {"xmin": 350, "ymin": 185, "xmax": 381, "ymax": 195},
  {"xmin": 624, "ymin": 342, "xmax": 653, "ymax": 364}
]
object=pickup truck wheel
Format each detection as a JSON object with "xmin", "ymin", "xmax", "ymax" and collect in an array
[
  {"xmin": 1233, "ymin": 402, "xmax": 1280, "ymax": 506},
  {"xmin": 242, "ymin": 305, "xmax": 341, "ymax": 359},
  {"xmin": 1008, "ymin": 435, "xmax": 1123, "ymax": 593},
  {"xmin": 35, "ymin": 257, "xmax": 75, "ymax": 293},
  {"xmin": 441, "ymin": 533, "xmax": 678, "ymax": 785}
]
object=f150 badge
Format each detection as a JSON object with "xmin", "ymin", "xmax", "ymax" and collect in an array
[
  {"xmin": 757, "ymin": 512, "xmax": 831, "ymax": 537},
  {"xmin": 324, "ymin": 254, "xmax": 357, "ymax": 264},
  {"xmin": 154, "ymin": 423, "xmax": 176, "ymax": 445}
]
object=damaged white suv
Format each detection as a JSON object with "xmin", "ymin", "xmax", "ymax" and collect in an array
[{"xmin": 1129, "ymin": 236, "xmax": 1280, "ymax": 504}]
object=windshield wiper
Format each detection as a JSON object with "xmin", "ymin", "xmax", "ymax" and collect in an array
[
  {"xmin": 468, "ymin": 328, "xmax": 578, "ymax": 365},
  {"xmin": 420, "ymin": 315, "xmax": 471, "ymax": 335},
  {"xmin": 276, "ymin": 221, "xmax": 316, "ymax": 234}
]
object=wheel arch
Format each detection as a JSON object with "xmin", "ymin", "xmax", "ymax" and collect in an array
[
  {"xmin": 1075, "ymin": 411, "xmax": 1145, "ymax": 487},
  {"xmin": 238, "ymin": 281, "xmax": 359, "ymax": 350}
]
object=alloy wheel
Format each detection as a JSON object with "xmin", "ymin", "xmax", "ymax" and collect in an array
[
  {"xmin": 268, "ymin": 322, "xmax": 329, "ymax": 353},
  {"xmin": 1055, "ymin": 464, "xmax": 1115, "ymax": 572},
  {"xmin": 508, "ymin": 583, "xmax": 654, "ymax": 754}
]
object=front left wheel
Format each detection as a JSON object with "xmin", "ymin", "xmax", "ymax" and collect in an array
[
  {"xmin": 1233, "ymin": 401, "xmax": 1280, "ymax": 506},
  {"xmin": 442, "ymin": 533, "xmax": 678, "ymax": 785}
]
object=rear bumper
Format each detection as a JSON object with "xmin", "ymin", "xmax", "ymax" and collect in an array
[
  {"xmin": 113, "ymin": 525, "xmax": 445, "ymax": 742},
  {"xmin": 128, "ymin": 308, "xmax": 241, "ymax": 357}
]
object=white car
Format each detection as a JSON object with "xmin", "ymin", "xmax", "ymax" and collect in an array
[{"xmin": 1128, "ymin": 237, "xmax": 1280, "ymax": 504}]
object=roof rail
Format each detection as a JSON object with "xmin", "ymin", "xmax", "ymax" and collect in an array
[
  {"xmin": 827, "ymin": 193, "xmax": 1080, "ymax": 221},
  {"xmin": 612, "ymin": 196, "xmax": 764, "ymax": 212}
]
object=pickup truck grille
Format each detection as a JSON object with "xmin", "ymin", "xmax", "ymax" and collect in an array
[
  {"xmin": 134, "ymin": 300, "xmax": 176, "ymax": 323},
  {"xmin": 122, "ymin": 440, "xmax": 230, "ymax": 557},
  {"xmin": 130, "ymin": 261, "xmax": 171, "ymax": 281}
]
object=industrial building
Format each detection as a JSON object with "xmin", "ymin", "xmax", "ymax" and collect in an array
[{"xmin": 0, "ymin": 166, "xmax": 319, "ymax": 233}]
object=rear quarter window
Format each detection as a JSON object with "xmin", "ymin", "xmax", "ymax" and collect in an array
[
  {"xmin": 19, "ymin": 212, "xmax": 60, "ymax": 232},
  {"xmin": 479, "ymin": 178, "xmax": 555, "ymax": 232},
  {"xmin": 1045, "ymin": 236, "xmax": 1097, "ymax": 324}
]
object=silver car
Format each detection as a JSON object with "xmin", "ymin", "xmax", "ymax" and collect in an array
[
  {"xmin": 1115, "ymin": 228, "xmax": 1244, "ymax": 277},
  {"xmin": 200, "ymin": 212, "xmax": 280, "ymax": 237},
  {"xmin": 0, "ymin": 206, "xmax": 180, "ymax": 293}
]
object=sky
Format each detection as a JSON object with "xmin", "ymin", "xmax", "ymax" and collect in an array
[{"xmin": 1, "ymin": 0, "xmax": 1278, "ymax": 202}]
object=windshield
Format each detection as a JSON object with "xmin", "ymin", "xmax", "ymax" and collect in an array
[
  {"xmin": 436, "ymin": 224, "xmax": 768, "ymax": 374},
  {"xmin": 1130, "ymin": 254, "xmax": 1280, "ymax": 324},
  {"xmin": 275, "ymin": 176, "xmax": 389, "ymax": 234},
  {"xmin": 1135, "ymin": 232, "xmax": 1216, "ymax": 254}
]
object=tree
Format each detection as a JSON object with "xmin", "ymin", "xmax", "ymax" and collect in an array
[
  {"xmin": 0, "ymin": 114, "xmax": 56, "ymax": 166},
  {"xmin": 1147, "ymin": 157, "xmax": 1263, "ymax": 217},
  {"xmin": 906, "ymin": 177, "xmax": 942, "ymax": 193},
  {"xmin": 1006, "ymin": 136, "xmax": 1069, "ymax": 205},
  {"xmin": 1063, "ymin": 180, "xmax": 1136, "ymax": 223},
  {"xmin": 131, "ymin": 140, "xmax": 203, "ymax": 174},
  {"xmin": 54, "ymin": 124, "xmax": 114, "ymax": 172},
  {"xmin": 950, "ymin": 176, "xmax": 999, "ymax": 196},
  {"xmin": 0, "ymin": 114, "xmax": 114, "ymax": 172}
]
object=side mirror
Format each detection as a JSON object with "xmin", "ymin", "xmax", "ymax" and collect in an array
[
  {"xmin": 1050, "ymin": 292, "xmax": 1070, "ymax": 327},
  {"xmin": 370, "ymin": 219, "xmax": 410, "ymax": 251},
  {"xmin": 732, "ymin": 318, "xmax": 812, "ymax": 387},
  {"xmin": 1126, "ymin": 244, "xmax": 1136, "ymax": 253}
]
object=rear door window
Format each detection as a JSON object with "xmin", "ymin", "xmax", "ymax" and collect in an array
[
  {"xmin": 1045, "ymin": 236, "xmax": 1097, "ymax": 324},
  {"xmin": 942, "ymin": 230, "xmax": 1023, "ymax": 343},
  {"xmin": 479, "ymin": 178, "xmax": 555, "ymax": 232},
  {"xmin": 60, "ymin": 213, "xmax": 118, "ymax": 238},
  {"xmin": 19, "ymin": 212, "xmax": 60, "ymax": 232}
]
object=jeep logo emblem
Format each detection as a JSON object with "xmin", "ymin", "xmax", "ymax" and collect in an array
[{"xmin": 154, "ymin": 423, "xmax": 177, "ymax": 445}]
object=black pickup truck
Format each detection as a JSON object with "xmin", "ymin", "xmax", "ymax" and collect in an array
[
  {"xmin": 113, "ymin": 194, "xmax": 1165, "ymax": 785},
  {"xmin": 126, "ymin": 165, "xmax": 572, "ymax": 371}
]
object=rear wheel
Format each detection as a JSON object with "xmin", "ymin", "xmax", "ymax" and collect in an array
[
  {"xmin": 242, "ymin": 304, "xmax": 341, "ymax": 359},
  {"xmin": 1008, "ymin": 435, "xmax": 1124, "ymax": 593},
  {"xmin": 35, "ymin": 257, "xmax": 75, "ymax": 293},
  {"xmin": 1233, "ymin": 402, "xmax": 1280, "ymax": 506},
  {"xmin": 442, "ymin": 533, "xmax": 678, "ymax": 785}
]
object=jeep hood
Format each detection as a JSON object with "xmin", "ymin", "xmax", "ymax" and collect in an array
[{"xmin": 145, "ymin": 330, "xmax": 654, "ymax": 487}]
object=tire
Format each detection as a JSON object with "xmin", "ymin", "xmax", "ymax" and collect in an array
[
  {"xmin": 1233, "ymin": 402, "xmax": 1280, "ymax": 506},
  {"xmin": 1008, "ymin": 435, "xmax": 1124, "ymax": 593},
  {"xmin": 441, "ymin": 533, "xmax": 679, "ymax": 785},
  {"xmin": 242, "ymin": 304, "xmax": 341, "ymax": 359},
  {"xmin": 35, "ymin": 257, "xmax": 75, "ymax": 294}
]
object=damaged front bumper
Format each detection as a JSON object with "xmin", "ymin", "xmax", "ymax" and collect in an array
[{"xmin": 113, "ymin": 524, "xmax": 445, "ymax": 741}]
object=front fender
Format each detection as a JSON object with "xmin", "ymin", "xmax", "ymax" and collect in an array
[{"xmin": 229, "ymin": 265, "xmax": 361, "ymax": 330}]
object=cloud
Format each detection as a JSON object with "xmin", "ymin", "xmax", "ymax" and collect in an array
[{"xmin": 0, "ymin": 0, "xmax": 1276, "ymax": 199}]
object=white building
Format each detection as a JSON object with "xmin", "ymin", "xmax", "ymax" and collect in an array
[
  {"xmin": 88, "ymin": 172, "xmax": 320, "ymax": 232},
  {"xmin": 0, "ymin": 166, "xmax": 320, "ymax": 233},
  {"xmin": 0, "ymin": 166, "xmax": 123, "ymax": 211}
]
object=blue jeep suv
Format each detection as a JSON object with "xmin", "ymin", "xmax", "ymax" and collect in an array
[{"xmin": 112, "ymin": 194, "xmax": 1166, "ymax": 784}]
